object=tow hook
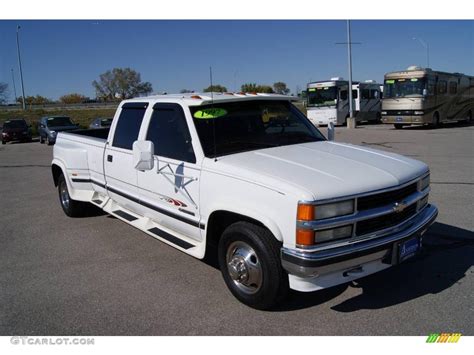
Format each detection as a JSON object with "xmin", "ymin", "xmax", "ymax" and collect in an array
[{"xmin": 343, "ymin": 266, "xmax": 364, "ymax": 277}]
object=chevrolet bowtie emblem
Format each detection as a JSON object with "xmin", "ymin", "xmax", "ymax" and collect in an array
[{"xmin": 393, "ymin": 201, "xmax": 408, "ymax": 213}]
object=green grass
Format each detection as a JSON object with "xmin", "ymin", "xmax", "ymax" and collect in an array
[{"xmin": 0, "ymin": 108, "xmax": 117, "ymax": 135}]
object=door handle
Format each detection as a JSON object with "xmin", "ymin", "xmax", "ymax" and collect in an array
[{"xmin": 107, "ymin": 155, "xmax": 113, "ymax": 162}]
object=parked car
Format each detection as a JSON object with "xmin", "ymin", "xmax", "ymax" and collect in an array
[
  {"xmin": 1, "ymin": 119, "xmax": 32, "ymax": 144},
  {"xmin": 52, "ymin": 93, "xmax": 437, "ymax": 309},
  {"xmin": 89, "ymin": 117, "xmax": 113, "ymax": 129},
  {"xmin": 38, "ymin": 116, "xmax": 79, "ymax": 145}
]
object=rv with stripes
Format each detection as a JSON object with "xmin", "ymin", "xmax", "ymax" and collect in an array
[{"xmin": 381, "ymin": 66, "xmax": 474, "ymax": 129}]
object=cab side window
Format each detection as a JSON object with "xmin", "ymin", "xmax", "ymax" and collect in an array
[
  {"xmin": 146, "ymin": 103, "xmax": 196, "ymax": 163},
  {"xmin": 112, "ymin": 103, "xmax": 148, "ymax": 150}
]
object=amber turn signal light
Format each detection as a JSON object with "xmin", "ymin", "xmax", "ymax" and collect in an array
[
  {"xmin": 297, "ymin": 204, "xmax": 315, "ymax": 221},
  {"xmin": 296, "ymin": 229, "xmax": 315, "ymax": 246}
]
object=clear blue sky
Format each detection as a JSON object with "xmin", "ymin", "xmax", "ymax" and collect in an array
[{"xmin": 0, "ymin": 20, "xmax": 472, "ymax": 101}]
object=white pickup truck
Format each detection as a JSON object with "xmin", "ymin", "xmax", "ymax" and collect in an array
[{"xmin": 52, "ymin": 93, "xmax": 437, "ymax": 309}]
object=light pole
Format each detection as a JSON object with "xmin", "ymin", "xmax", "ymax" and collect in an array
[
  {"xmin": 413, "ymin": 37, "xmax": 429, "ymax": 68},
  {"xmin": 346, "ymin": 20, "xmax": 355, "ymax": 129},
  {"xmin": 11, "ymin": 69, "xmax": 17, "ymax": 103},
  {"xmin": 16, "ymin": 25, "xmax": 26, "ymax": 110},
  {"xmin": 336, "ymin": 20, "xmax": 360, "ymax": 129}
]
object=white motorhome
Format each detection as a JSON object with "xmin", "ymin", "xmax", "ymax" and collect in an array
[
  {"xmin": 381, "ymin": 66, "xmax": 474, "ymax": 129},
  {"xmin": 306, "ymin": 78, "xmax": 382, "ymax": 126}
]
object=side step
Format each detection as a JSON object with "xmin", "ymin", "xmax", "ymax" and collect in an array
[
  {"xmin": 148, "ymin": 227, "xmax": 195, "ymax": 250},
  {"xmin": 113, "ymin": 209, "xmax": 138, "ymax": 222}
]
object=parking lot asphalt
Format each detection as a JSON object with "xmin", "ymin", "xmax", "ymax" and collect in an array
[{"xmin": 0, "ymin": 122, "xmax": 473, "ymax": 336}]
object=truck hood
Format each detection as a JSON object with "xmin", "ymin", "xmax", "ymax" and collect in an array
[{"xmin": 209, "ymin": 141, "xmax": 428, "ymax": 200}]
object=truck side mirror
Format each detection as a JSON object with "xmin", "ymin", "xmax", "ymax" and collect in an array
[
  {"xmin": 374, "ymin": 91, "xmax": 379, "ymax": 99},
  {"xmin": 133, "ymin": 140, "xmax": 155, "ymax": 171},
  {"xmin": 422, "ymin": 88, "xmax": 428, "ymax": 97}
]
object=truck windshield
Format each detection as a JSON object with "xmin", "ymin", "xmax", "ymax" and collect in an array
[
  {"xmin": 307, "ymin": 87, "xmax": 337, "ymax": 107},
  {"xmin": 384, "ymin": 78, "xmax": 426, "ymax": 98},
  {"xmin": 191, "ymin": 100, "xmax": 326, "ymax": 158},
  {"xmin": 47, "ymin": 117, "xmax": 74, "ymax": 127}
]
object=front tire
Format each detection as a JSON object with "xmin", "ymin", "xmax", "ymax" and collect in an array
[
  {"xmin": 218, "ymin": 221, "xmax": 289, "ymax": 310},
  {"xmin": 58, "ymin": 174, "xmax": 90, "ymax": 217},
  {"xmin": 39, "ymin": 135, "xmax": 44, "ymax": 144},
  {"xmin": 394, "ymin": 123, "xmax": 404, "ymax": 129},
  {"xmin": 46, "ymin": 136, "xmax": 53, "ymax": 145}
]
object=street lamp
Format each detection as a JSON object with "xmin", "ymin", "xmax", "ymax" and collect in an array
[
  {"xmin": 11, "ymin": 69, "xmax": 18, "ymax": 103},
  {"xmin": 412, "ymin": 37, "xmax": 430, "ymax": 68},
  {"xmin": 16, "ymin": 25, "xmax": 26, "ymax": 110},
  {"xmin": 336, "ymin": 20, "xmax": 361, "ymax": 129}
]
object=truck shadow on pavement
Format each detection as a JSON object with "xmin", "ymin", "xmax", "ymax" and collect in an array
[{"xmin": 275, "ymin": 222, "xmax": 473, "ymax": 312}]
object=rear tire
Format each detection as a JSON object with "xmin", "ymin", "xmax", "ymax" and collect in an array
[
  {"xmin": 58, "ymin": 174, "xmax": 91, "ymax": 217},
  {"xmin": 1, "ymin": 140, "xmax": 5, "ymax": 145},
  {"xmin": 46, "ymin": 136, "xmax": 53, "ymax": 145},
  {"xmin": 467, "ymin": 110, "xmax": 473, "ymax": 123},
  {"xmin": 218, "ymin": 221, "xmax": 289, "ymax": 310},
  {"xmin": 394, "ymin": 124, "xmax": 403, "ymax": 129}
]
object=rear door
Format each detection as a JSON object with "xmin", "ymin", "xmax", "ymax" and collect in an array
[
  {"xmin": 104, "ymin": 102, "xmax": 148, "ymax": 212},
  {"xmin": 137, "ymin": 103, "xmax": 203, "ymax": 242}
]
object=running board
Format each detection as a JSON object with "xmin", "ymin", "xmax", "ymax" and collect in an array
[
  {"xmin": 113, "ymin": 209, "xmax": 138, "ymax": 222},
  {"xmin": 148, "ymin": 227, "xmax": 195, "ymax": 250}
]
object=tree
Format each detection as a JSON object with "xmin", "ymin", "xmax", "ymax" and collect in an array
[
  {"xmin": 59, "ymin": 93, "xmax": 89, "ymax": 104},
  {"xmin": 0, "ymin": 82, "xmax": 8, "ymax": 104},
  {"xmin": 273, "ymin": 82, "xmax": 290, "ymax": 95},
  {"xmin": 241, "ymin": 83, "xmax": 257, "ymax": 92},
  {"xmin": 241, "ymin": 83, "xmax": 274, "ymax": 93},
  {"xmin": 257, "ymin": 85, "xmax": 274, "ymax": 93},
  {"xmin": 92, "ymin": 68, "xmax": 153, "ymax": 101},
  {"xmin": 17, "ymin": 95, "xmax": 52, "ymax": 105},
  {"xmin": 203, "ymin": 85, "xmax": 227, "ymax": 93},
  {"xmin": 180, "ymin": 89, "xmax": 194, "ymax": 93}
]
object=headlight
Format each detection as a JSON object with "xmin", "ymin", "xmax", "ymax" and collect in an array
[
  {"xmin": 417, "ymin": 195, "xmax": 429, "ymax": 210},
  {"xmin": 296, "ymin": 225, "xmax": 353, "ymax": 246},
  {"xmin": 49, "ymin": 131, "xmax": 56, "ymax": 135},
  {"xmin": 315, "ymin": 200, "xmax": 354, "ymax": 220},
  {"xmin": 414, "ymin": 111, "xmax": 424, "ymax": 115},
  {"xmin": 381, "ymin": 111, "xmax": 387, "ymax": 115},
  {"xmin": 315, "ymin": 225, "xmax": 353, "ymax": 243},
  {"xmin": 297, "ymin": 200, "xmax": 355, "ymax": 221},
  {"xmin": 419, "ymin": 174, "xmax": 430, "ymax": 191}
]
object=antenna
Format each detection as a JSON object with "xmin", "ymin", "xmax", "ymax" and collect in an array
[{"xmin": 209, "ymin": 66, "xmax": 217, "ymax": 162}]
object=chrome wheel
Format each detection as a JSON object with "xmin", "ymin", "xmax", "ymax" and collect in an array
[
  {"xmin": 59, "ymin": 180, "xmax": 70, "ymax": 210},
  {"xmin": 226, "ymin": 241, "xmax": 263, "ymax": 294}
]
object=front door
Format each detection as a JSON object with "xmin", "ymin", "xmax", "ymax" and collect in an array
[{"xmin": 137, "ymin": 103, "xmax": 202, "ymax": 242}]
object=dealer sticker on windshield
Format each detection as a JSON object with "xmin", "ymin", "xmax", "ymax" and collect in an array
[{"xmin": 193, "ymin": 108, "xmax": 227, "ymax": 119}]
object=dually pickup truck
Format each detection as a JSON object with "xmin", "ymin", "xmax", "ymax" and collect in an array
[{"xmin": 52, "ymin": 93, "xmax": 438, "ymax": 309}]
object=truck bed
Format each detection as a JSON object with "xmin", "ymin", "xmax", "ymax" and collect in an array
[{"xmin": 66, "ymin": 127, "xmax": 110, "ymax": 140}]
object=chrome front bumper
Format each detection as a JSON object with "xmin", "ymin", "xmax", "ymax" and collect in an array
[{"xmin": 281, "ymin": 204, "xmax": 438, "ymax": 278}]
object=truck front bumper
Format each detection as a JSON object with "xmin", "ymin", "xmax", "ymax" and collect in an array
[{"xmin": 281, "ymin": 204, "xmax": 438, "ymax": 280}]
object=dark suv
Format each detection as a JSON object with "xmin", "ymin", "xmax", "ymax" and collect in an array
[
  {"xmin": 38, "ymin": 116, "xmax": 79, "ymax": 145},
  {"xmin": 1, "ymin": 119, "xmax": 32, "ymax": 144}
]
